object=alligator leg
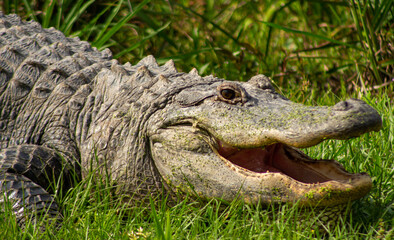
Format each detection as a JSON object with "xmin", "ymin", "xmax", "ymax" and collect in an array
[
  {"xmin": 0, "ymin": 145, "xmax": 76, "ymax": 229},
  {"xmin": 0, "ymin": 172, "xmax": 61, "ymax": 228}
]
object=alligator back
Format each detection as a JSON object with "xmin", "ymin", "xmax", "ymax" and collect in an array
[{"xmin": 0, "ymin": 13, "xmax": 113, "ymax": 150}]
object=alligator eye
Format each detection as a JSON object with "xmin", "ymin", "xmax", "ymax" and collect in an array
[
  {"xmin": 217, "ymin": 82, "xmax": 247, "ymax": 104},
  {"xmin": 220, "ymin": 89, "xmax": 236, "ymax": 100}
]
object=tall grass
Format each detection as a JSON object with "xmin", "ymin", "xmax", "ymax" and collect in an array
[
  {"xmin": 0, "ymin": 0, "xmax": 393, "ymax": 239},
  {"xmin": 1, "ymin": 0, "xmax": 392, "ymax": 93}
]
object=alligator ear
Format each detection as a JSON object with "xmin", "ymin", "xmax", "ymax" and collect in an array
[
  {"xmin": 247, "ymin": 74, "xmax": 275, "ymax": 91},
  {"xmin": 175, "ymin": 87, "xmax": 215, "ymax": 106}
]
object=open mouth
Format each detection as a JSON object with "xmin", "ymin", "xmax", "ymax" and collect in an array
[{"xmin": 216, "ymin": 140, "xmax": 354, "ymax": 184}]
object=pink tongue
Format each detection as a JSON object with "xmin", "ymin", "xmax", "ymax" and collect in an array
[{"xmin": 217, "ymin": 142, "xmax": 281, "ymax": 173}]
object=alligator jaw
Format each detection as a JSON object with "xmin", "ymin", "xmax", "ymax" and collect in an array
[
  {"xmin": 208, "ymin": 138, "xmax": 373, "ymax": 207},
  {"xmin": 215, "ymin": 140, "xmax": 360, "ymax": 184}
]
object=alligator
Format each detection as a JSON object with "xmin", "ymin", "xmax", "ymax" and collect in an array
[{"xmin": 0, "ymin": 13, "xmax": 382, "ymax": 229}]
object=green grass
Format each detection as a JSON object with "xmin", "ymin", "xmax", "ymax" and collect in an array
[
  {"xmin": 0, "ymin": 0, "xmax": 393, "ymax": 239},
  {"xmin": 1, "ymin": 0, "xmax": 392, "ymax": 92}
]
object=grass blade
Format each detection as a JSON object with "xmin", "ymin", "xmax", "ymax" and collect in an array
[
  {"xmin": 94, "ymin": 0, "xmax": 151, "ymax": 49},
  {"xmin": 42, "ymin": 0, "xmax": 56, "ymax": 28},
  {"xmin": 177, "ymin": 3, "xmax": 241, "ymax": 47},
  {"xmin": 155, "ymin": 47, "xmax": 221, "ymax": 64},
  {"xmin": 264, "ymin": 0, "xmax": 296, "ymax": 58},
  {"xmin": 93, "ymin": 0, "xmax": 123, "ymax": 43},
  {"xmin": 150, "ymin": 197, "xmax": 165, "ymax": 239},
  {"xmin": 260, "ymin": 20, "xmax": 364, "ymax": 52},
  {"xmin": 114, "ymin": 21, "xmax": 171, "ymax": 58},
  {"xmin": 71, "ymin": 5, "xmax": 112, "ymax": 39},
  {"xmin": 21, "ymin": 0, "xmax": 38, "ymax": 22},
  {"xmin": 372, "ymin": 0, "xmax": 393, "ymax": 30},
  {"xmin": 135, "ymin": 10, "xmax": 177, "ymax": 49},
  {"xmin": 61, "ymin": 0, "xmax": 96, "ymax": 35},
  {"xmin": 352, "ymin": 0, "xmax": 382, "ymax": 84}
]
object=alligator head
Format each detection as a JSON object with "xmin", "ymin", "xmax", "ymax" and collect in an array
[{"xmin": 147, "ymin": 71, "xmax": 382, "ymax": 208}]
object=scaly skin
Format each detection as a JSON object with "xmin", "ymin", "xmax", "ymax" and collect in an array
[{"xmin": 0, "ymin": 13, "xmax": 382, "ymax": 229}]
